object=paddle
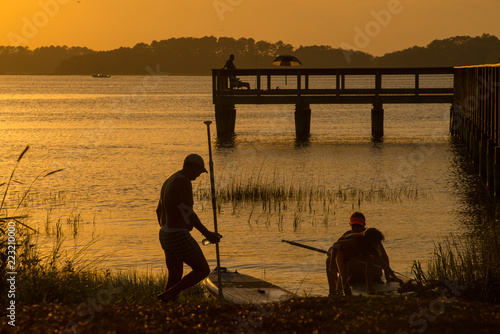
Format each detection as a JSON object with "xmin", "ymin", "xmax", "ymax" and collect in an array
[
  {"xmin": 204, "ymin": 121, "xmax": 223, "ymax": 299},
  {"xmin": 282, "ymin": 239, "xmax": 329, "ymax": 254}
]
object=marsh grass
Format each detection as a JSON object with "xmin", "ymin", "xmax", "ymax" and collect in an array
[
  {"xmin": 196, "ymin": 176, "xmax": 424, "ymax": 214},
  {"xmin": 10, "ymin": 228, "xmax": 206, "ymax": 305},
  {"xmin": 195, "ymin": 175, "xmax": 424, "ymax": 231},
  {"xmin": 412, "ymin": 220, "xmax": 500, "ymax": 303},
  {"xmin": 0, "ymin": 146, "xmax": 210, "ymax": 305}
]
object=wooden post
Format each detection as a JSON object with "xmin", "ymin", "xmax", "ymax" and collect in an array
[
  {"xmin": 256, "ymin": 70, "xmax": 261, "ymax": 96},
  {"xmin": 487, "ymin": 139, "xmax": 495, "ymax": 189},
  {"xmin": 371, "ymin": 102, "xmax": 384, "ymax": 140},
  {"xmin": 375, "ymin": 70, "xmax": 382, "ymax": 98},
  {"xmin": 471, "ymin": 126, "xmax": 479, "ymax": 165},
  {"xmin": 464, "ymin": 117, "xmax": 471, "ymax": 148},
  {"xmin": 215, "ymin": 103, "xmax": 236, "ymax": 138},
  {"xmin": 495, "ymin": 146, "xmax": 500, "ymax": 196},
  {"xmin": 415, "ymin": 70, "xmax": 420, "ymax": 97},
  {"xmin": 336, "ymin": 70, "xmax": 341, "ymax": 102},
  {"xmin": 295, "ymin": 102, "xmax": 311, "ymax": 139},
  {"xmin": 297, "ymin": 71, "xmax": 301, "ymax": 97},
  {"xmin": 450, "ymin": 105, "xmax": 455, "ymax": 136},
  {"xmin": 479, "ymin": 134, "xmax": 488, "ymax": 179}
]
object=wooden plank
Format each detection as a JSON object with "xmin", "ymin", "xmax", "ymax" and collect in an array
[
  {"xmin": 217, "ymin": 88, "xmax": 453, "ymax": 97},
  {"xmin": 212, "ymin": 67, "xmax": 454, "ymax": 77},
  {"xmin": 217, "ymin": 95, "xmax": 453, "ymax": 105}
]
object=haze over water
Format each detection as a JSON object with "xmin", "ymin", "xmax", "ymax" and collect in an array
[{"xmin": 1, "ymin": 74, "xmax": 475, "ymax": 296}]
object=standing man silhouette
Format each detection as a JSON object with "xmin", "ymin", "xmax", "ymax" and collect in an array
[{"xmin": 156, "ymin": 154, "xmax": 220, "ymax": 302}]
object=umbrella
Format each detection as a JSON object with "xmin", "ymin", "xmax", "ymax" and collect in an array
[{"xmin": 272, "ymin": 55, "xmax": 302, "ymax": 85}]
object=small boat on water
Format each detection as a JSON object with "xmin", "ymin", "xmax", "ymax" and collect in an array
[
  {"xmin": 204, "ymin": 267, "xmax": 295, "ymax": 304},
  {"xmin": 92, "ymin": 74, "xmax": 111, "ymax": 78}
]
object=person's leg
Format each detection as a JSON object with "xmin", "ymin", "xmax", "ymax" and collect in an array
[
  {"xmin": 326, "ymin": 256, "xmax": 338, "ymax": 296},
  {"xmin": 336, "ymin": 253, "xmax": 351, "ymax": 296},
  {"xmin": 160, "ymin": 251, "xmax": 210, "ymax": 300},
  {"xmin": 364, "ymin": 256, "xmax": 376, "ymax": 294},
  {"xmin": 347, "ymin": 261, "xmax": 366, "ymax": 282},
  {"xmin": 164, "ymin": 256, "xmax": 183, "ymax": 291},
  {"xmin": 158, "ymin": 255, "xmax": 183, "ymax": 302},
  {"xmin": 354, "ymin": 256, "xmax": 382, "ymax": 282}
]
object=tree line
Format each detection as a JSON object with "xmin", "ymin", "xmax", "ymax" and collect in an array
[{"xmin": 0, "ymin": 34, "xmax": 499, "ymax": 75}]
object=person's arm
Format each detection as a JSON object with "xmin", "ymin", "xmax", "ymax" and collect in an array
[
  {"xmin": 189, "ymin": 214, "xmax": 220, "ymax": 243},
  {"xmin": 178, "ymin": 178, "xmax": 220, "ymax": 243},
  {"xmin": 379, "ymin": 243, "xmax": 390, "ymax": 265},
  {"xmin": 328, "ymin": 239, "xmax": 355, "ymax": 272},
  {"xmin": 378, "ymin": 243, "xmax": 397, "ymax": 281},
  {"xmin": 371, "ymin": 251, "xmax": 404, "ymax": 284},
  {"xmin": 156, "ymin": 200, "xmax": 162, "ymax": 227}
]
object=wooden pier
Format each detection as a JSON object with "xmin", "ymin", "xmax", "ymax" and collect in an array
[
  {"xmin": 212, "ymin": 67, "xmax": 454, "ymax": 140},
  {"xmin": 452, "ymin": 64, "xmax": 500, "ymax": 195}
]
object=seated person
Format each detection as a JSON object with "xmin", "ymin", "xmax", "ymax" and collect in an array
[
  {"xmin": 327, "ymin": 212, "xmax": 394, "ymax": 285},
  {"xmin": 327, "ymin": 215, "xmax": 403, "ymax": 296},
  {"xmin": 229, "ymin": 76, "xmax": 250, "ymax": 89},
  {"xmin": 222, "ymin": 55, "xmax": 250, "ymax": 89}
]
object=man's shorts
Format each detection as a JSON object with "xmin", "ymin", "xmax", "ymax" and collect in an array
[{"xmin": 159, "ymin": 229, "xmax": 204, "ymax": 262}]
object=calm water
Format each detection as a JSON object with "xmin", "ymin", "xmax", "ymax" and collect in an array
[{"xmin": 0, "ymin": 74, "xmax": 472, "ymax": 295}]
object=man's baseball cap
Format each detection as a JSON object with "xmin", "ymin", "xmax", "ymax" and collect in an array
[{"xmin": 184, "ymin": 154, "xmax": 208, "ymax": 173}]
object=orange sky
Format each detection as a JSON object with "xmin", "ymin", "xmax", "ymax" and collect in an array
[{"xmin": 1, "ymin": 0, "xmax": 499, "ymax": 55}]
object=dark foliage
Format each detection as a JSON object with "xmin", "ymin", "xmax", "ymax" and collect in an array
[{"xmin": 0, "ymin": 34, "xmax": 499, "ymax": 75}]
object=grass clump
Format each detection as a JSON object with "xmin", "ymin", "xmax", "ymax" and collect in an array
[
  {"xmin": 196, "ymin": 174, "xmax": 424, "ymax": 214},
  {"xmin": 412, "ymin": 218, "xmax": 500, "ymax": 303}
]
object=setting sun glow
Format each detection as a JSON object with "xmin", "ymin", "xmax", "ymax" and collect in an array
[{"xmin": 1, "ymin": 0, "xmax": 500, "ymax": 55}]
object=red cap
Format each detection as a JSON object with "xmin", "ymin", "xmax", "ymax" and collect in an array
[{"xmin": 349, "ymin": 217, "xmax": 366, "ymax": 226}]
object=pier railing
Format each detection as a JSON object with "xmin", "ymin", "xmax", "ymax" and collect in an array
[{"xmin": 212, "ymin": 67, "xmax": 454, "ymax": 105}]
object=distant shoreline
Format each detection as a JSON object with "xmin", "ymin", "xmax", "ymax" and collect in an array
[{"xmin": 1, "ymin": 34, "xmax": 499, "ymax": 76}]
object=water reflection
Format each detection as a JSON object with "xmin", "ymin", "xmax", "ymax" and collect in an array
[
  {"xmin": 449, "ymin": 137, "xmax": 496, "ymax": 232},
  {"xmin": 294, "ymin": 137, "xmax": 311, "ymax": 148},
  {"xmin": 216, "ymin": 135, "xmax": 237, "ymax": 149}
]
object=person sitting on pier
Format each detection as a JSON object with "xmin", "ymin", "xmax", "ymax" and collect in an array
[
  {"xmin": 326, "ymin": 215, "xmax": 403, "ymax": 296},
  {"xmin": 222, "ymin": 54, "xmax": 250, "ymax": 90}
]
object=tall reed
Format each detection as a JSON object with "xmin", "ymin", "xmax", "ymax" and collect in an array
[
  {"xmin": 196, "ymin": 175, "xmax": 423, "ymax": 211},
  {"xmin": 412, "ymin": 220, "xmax": 500, "ymax": 303}
]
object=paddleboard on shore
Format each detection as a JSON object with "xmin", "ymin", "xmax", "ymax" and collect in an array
[
  {"xmin": 350, "ymin": 274, "xmax": 413, "ymax": 297},
  {"xmin": 203, "ymin": 267, "xmax": 295, "ymax": 304}
]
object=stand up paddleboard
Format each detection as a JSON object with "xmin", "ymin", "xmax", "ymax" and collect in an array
[
  {"xmin": 204, "ymin": 267, "xmax": 295, "ymax": 304},
  {"xmin": 350, "ymin": 274, "xmax": 412, "ymax": 297}
]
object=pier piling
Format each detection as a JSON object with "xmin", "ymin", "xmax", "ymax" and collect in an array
[
  {"xmin": 215, "ymin": 104, "xmax": 236, "ymax": 138},
  {"xmin": 371, "ymin": 103, "xmax": 384, "ymax": 141},
  {"xmin": 295, "ymin": 102, "xmax": 311, "ymax": 139}
]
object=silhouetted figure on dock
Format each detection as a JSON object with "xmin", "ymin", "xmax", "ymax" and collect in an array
[
  {"xmin": 156, "ymin": 154, "xmax": 220, "ymax": 303},
  {"xmin": 222, "ymin": 54, "xmax": 250, "ymax": 89}
]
